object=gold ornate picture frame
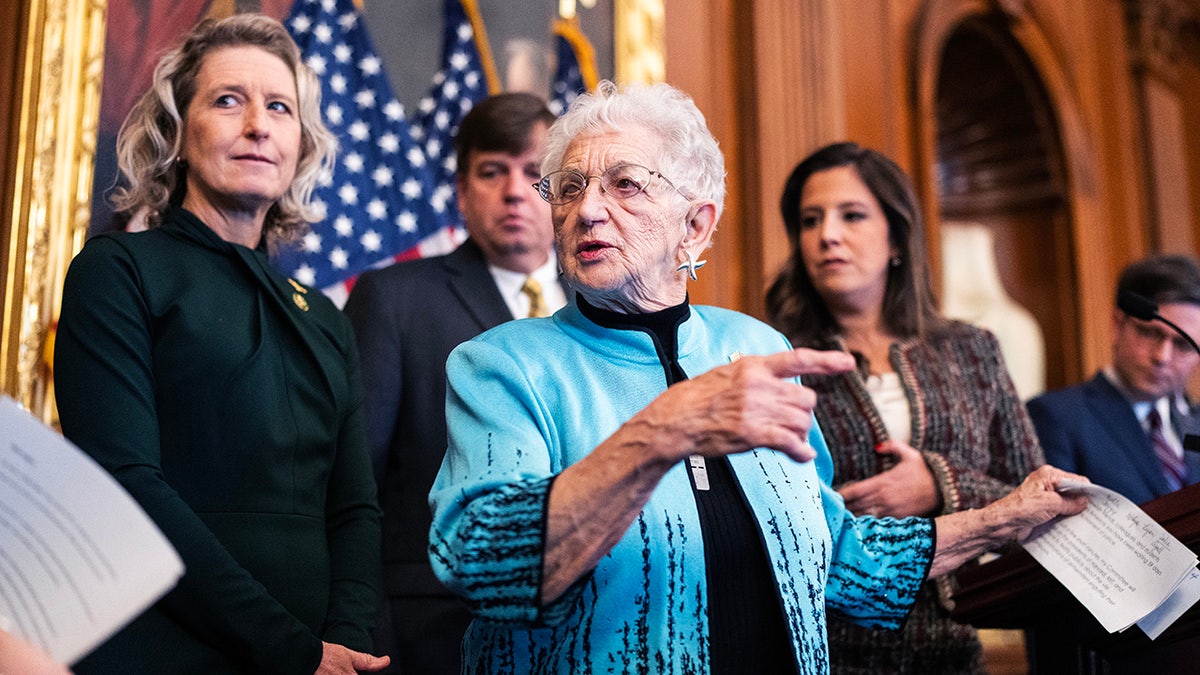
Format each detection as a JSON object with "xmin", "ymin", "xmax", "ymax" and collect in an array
[{"xmin": 2, "ymin": 0, "xmax": 105, "ymax": 422}]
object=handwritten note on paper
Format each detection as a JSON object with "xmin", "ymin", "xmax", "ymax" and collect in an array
[
  {"xmin": 1023, "ymin": 479, "xmax": 1198, "ymax": 635},
  {"xmin": 0, "ymin": 397, "xmax": 184, "ymax": 665}
]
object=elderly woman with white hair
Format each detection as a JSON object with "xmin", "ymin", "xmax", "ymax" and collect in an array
[{"xmin": 429, "ymin": 80, "xmax": 1085, "ymax": 673}]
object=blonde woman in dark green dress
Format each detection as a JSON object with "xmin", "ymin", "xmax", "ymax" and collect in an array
[{"xmin": 55, "ymin": 14, "xmax": 387, "ymax": 675}]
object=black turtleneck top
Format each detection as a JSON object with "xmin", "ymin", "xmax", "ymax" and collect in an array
[{"xmin": 577, "ymin": 296, "xmax": 797, "ymax": 674}]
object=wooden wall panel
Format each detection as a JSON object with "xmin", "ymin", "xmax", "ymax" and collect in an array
[{"xmin": 662, "ymin": 0, "xmax": 742, "ymax": 312}]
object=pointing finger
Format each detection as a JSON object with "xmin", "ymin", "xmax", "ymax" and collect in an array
[{"xmin": 761, "ymin": 348, "xmax": 855, "ymax": 379}]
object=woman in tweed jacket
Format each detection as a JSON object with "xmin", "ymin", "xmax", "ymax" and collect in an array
[{"xmin": 766, "ymin": 142, "xmax": 1046, "ymax": 674}]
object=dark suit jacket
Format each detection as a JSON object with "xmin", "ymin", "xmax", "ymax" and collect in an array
[
  {"xmin": 344, "ymin": 239, "xmax": 514, "ymax": 598},
  {"xmin": 1027, "ymin": 373, "xmax": 1200, "ymax": 504}
]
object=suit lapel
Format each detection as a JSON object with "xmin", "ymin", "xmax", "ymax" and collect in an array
[
  {"xmin": 1081, "ymin": 375, "xmax": 1170, "ymax": 494},
  {"xmin": 441, "ymin": 240, "xmax": 515, "ymax": 331}
]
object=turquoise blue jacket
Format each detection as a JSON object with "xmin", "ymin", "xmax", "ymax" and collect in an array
[{"xmin": 429, "ymin": 302, "xmax": 933, "ymax": 674}]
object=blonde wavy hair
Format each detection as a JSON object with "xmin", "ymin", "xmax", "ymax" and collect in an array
[{"xmin": 111, "ymin": 13, "xmax": 336, "ymax": 242}]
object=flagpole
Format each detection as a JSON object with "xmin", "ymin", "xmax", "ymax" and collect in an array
[
  {"xmin": 552, "ymin": 17, "xmax": 599, "ymax": 91},
  {"xmin": 460, "ymin": 0, "xmax": 501, "ymax": 94}
]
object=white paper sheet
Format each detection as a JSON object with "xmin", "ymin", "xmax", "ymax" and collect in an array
[
  {"xmin": 1023, "ymin": 479, "xmax": 1198, "ymax": 634},
  {"xmin": 0, "ymin": 396, "xmax": 183, "ymax": 665},
  {"xmin": 1138, "ymin": 566, "xmax": 1200, "ymax": 639}
]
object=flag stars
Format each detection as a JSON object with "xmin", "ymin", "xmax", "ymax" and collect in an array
[
  {"xmin": 367, "ymin": 199, "xmax": 387, "ymax": 220},
  {"xmin": 347, "ymin": 121, "xmax": 369, "ymax": 141},
  {"xmin": 432, "ymin": 184, "xmax": 453, "ymax": 212},
  {"xmin": 306, "ymin": 54, "xmax": 327, "ymax": 75},
  {"xmin": 360, "ymin": 229, "xmax": 382, "ymax": 252},
  {"xmin": 372, "ymin": 166, "xmax": 394, "ymax": 187},
  {"xmin": 359, "ymin": 55, "xmax": 381, "ymax": 75},
  {"xmin": 325, "ymin": 103, "xmax": 344, "ymax": 125},
  {"xmin": 378, "ymin": 132, "xmax": 400, "ymax": 154},
  {"xmin": 329, "ymin": 247, "xmax": 349, "ymax": 270},
  {"xmin": 290, "ymin": 15, "xmax": 311, "ymax": 34},
  {"xmin": 401, "ymin": 178, "xmax": 422, "ymax": 200},
  {"xmin": 302, "ymin": 232, "xmax": 322, "ymax": 253},
  {"xmin": 280, "ymin": 0, "xmax": 495, "ymax": 292},
  {"xmin": 294, "ymin": 264, "xmax": 316, "ymax": 287},
  {"xmin": 354, "ymin": 89, "xmax": 376, "ymax": 108}
]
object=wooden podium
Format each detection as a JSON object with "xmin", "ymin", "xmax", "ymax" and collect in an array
[{"xmin": 952, "ymin": 482, "xmax": 1200, "ymax": 673}]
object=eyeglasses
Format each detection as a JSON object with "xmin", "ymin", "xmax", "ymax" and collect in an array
[
  {"xmin": 1125, "ymin": 316, "xmax": 1194, "ymax": 354},
  {"xmin": 533, "ymin": 164, "xmax": 685, "ymax": 205}
]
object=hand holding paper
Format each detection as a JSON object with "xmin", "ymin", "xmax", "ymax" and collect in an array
[
  {"xmin": 1022, "ymin": 479, "xmax": 1199, "ymax": 638},
  {"xmin": 0, "ymin": 397, "xmax": 183, "ymax": 665}
]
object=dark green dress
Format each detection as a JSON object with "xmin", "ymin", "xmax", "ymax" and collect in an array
[{"xmin": 55, "ymin": 207, "xmax": 381, "ymax": 674}]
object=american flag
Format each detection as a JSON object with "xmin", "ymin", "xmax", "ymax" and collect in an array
[
  {"xmin": 274, "ymin": 0, "xmax": 490, "ymax": 306},
  {"xmin": 407, "ymin": 0, "xmax": 494, "ymax": 234},
  {"xmin": 549, "ymin": 17, "xmax": 598, "ymax": 116}
]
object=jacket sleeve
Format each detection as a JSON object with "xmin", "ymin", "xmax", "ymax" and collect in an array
[
  {"xmin": 342, "ymin": 270, "xmax": 404, "ymax": 484},
  {"xmin": 320, "ymin": 318, "xmax": 383, "ymax": 651},
  {"xmin": 429, "ymin": 340, "xmax": 585, "ymax": 628},
  {"xmin": 54, "ymin": 238, "xmax": 324, "ymax": 675}
]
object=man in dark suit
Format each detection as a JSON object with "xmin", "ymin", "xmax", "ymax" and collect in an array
[
  {"xmin": 343, "ymin": 93, "xmax": 565, "ymax": 674},
  {"xmin": 1028, "ymin": 254, "xmax": 1200, "ymax": 504}
]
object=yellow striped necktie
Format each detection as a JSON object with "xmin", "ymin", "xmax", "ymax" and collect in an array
[{"xmin": 521, "ymin": 277, "xmax": 550, "ymax": 318}]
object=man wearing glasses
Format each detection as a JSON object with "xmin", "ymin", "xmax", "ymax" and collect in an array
[
  {"xmin": 343, "ymin": 93, "xmax": 566, "ymax": 675},
  {"xmin": 1028, "ymin": 254, "xmax": 1200, "ymax": 503}
]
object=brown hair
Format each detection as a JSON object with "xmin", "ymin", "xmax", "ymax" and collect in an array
[
  {"xmin": 766, "ymin": 142, "xmax": 944, "ymax": 346},
  {"xmin": 454, "ymin": 92, "xmax": 556, "ymax": 171}
]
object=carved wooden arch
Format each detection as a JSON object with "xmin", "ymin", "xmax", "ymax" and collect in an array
[{"xmin": 910, "ymin": 0, "xmax": 1115, "ymax": 378}]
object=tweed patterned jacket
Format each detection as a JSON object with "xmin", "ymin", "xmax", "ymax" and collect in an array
[
  {"xmin": 430, "ymin": 302, "xmax": 935, "ymax": 674},
  {"xmin": 801, "ymin": 321, "xmax": 1044, "ymax": 675}
]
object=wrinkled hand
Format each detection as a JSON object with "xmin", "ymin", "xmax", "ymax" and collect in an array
[
  {"xmin": 839, "ymin": 440, "xmax": 941, "ymax": 517},
  {"xmin": 640, "ymin": 347, "xmax": 855, "ymax": 464},
  {"xmin": 990, "ymin": 464, "xmax": 1090, "ymax": 541},
  {"xmin": 929, "ymin": 464, "xmax": 1091, "ymax": 577},
  {"xmin": 315, "ymin": 642, "xmax": 390, "ymax": 675}
]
